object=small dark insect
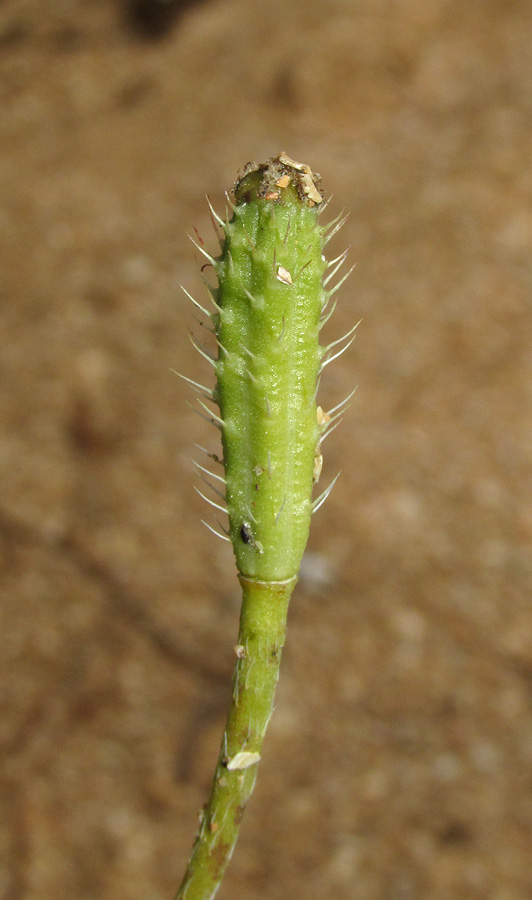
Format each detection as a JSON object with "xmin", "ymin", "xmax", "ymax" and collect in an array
[{"xmin": 240, "ymin": 522, "xmax": 253, "ymax": 544}]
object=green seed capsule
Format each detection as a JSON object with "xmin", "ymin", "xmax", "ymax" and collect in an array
[{"xmin": 213, "ymin": 153, "xmax": 327, "ymax": 581}]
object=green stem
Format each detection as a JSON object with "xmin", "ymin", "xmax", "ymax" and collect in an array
[{"xmin": 175, "ymin": 575, "xmax": 296, "ymax": 900}]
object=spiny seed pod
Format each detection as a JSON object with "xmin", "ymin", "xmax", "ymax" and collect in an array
[
  {"xmin": 187, "ymin": 152, "xmax": 355, "ymax": 582},
  {"xmin": 175, "ymin": 154, "xmax": 355, "ymax": 900}
]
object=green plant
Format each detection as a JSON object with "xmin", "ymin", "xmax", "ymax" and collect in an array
[{"xmin": 175, "ymin": 153, "xmax": 354, "ymax": 900}]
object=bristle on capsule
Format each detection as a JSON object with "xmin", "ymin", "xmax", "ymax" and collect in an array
[
  {"xmin": 171, "ymin": 369, "xmax": 214, "ymax": 399},
  {"xmin": 312, "ymin": 472, "xmax": 341, "ymax": 513}
]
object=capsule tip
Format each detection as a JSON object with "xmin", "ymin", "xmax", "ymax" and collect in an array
[{"xmin": 234, "ymin": 152, "xmax": 323, "ymax": 207}]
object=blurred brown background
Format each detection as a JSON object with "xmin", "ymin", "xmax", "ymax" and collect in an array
[{"xmin": 1, "ymin": 1, "xmax": 531, "ymax": 898}]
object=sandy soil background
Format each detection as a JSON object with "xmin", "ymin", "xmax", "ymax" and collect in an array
[{"xmin": 1, "ymin": 1, "xmax": 532, "ymax": 898}]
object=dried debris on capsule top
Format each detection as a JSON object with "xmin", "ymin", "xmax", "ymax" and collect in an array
[{"xmin": 234, "ymin": 152, "xmax": 324, "ymax": 207}]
